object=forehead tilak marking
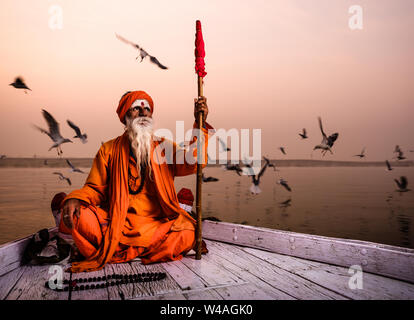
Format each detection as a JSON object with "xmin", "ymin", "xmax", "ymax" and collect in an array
[{"xmin": 131, "ymin": 99, "xmax": 150, "ymax": 108}]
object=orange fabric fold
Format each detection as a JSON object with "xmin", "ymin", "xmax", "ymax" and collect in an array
[
  {"xmin": 70, "ymin": 133, "xmax": 130, "ymax": 272},
  {"xmin": 65, "ymin": 122, "xmax": 213, "ymax": 273}
]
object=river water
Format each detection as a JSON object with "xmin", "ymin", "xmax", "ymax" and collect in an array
[{"xmin": 0, "ymin": 166, "xmax": 413, "ymax": 248}]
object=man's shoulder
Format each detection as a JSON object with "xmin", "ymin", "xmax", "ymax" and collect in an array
[
  {"xmin": 101, "ymin": 138, "xmax": 115, "ymax": 148},
  {"xmin": 99, "ymin": 137, "xmax": 121, "ymax": 154}
]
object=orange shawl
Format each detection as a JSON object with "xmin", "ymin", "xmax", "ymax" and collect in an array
[{"xmin": 68, "ymin": 124, "xmax": 211, "ymax": 273}]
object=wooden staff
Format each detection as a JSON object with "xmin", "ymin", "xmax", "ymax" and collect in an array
[
  {"xmin": 195, "ymin": 77, "xmax": 203, "ymax": 260},
  {"xmin": 194, "ymin": 20, "xmax": 207, "ymax": 260}
]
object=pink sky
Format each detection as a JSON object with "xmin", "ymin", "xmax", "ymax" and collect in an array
[{"xmin": 0, "ymin": 0, "xmax": 413, "ymax": 161}]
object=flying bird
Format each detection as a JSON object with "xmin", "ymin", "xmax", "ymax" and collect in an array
[
  {"xmin": 115, "ymin": 33, "xmax": 168, "ymax": 70},
  {"xmin": 394, "ymin": 145, "xmax": 406, "ymax": 160},
  {"xmin": 394, "ymin": 176, "xmax": 410, "ymax": 192},
  {"xmin": 278, "ymin": 178, "xmax": 292, "ymax": 192},
  {"xmin": 299, "ymin": 128, "xmax": 308, "ymax": 139},
  {"xmin": 353, "ymin": 147, "xmax": 366, "ymax": 159},
  {"xmin": 279, "ymin": 198, "xmax": 292, "ymax": 208},
  {"xmin": 66, "ymin": 159, "xmax": 86, "ymax": 174},
  {"xmin": 202, "ymin": 174, "xmax": 219, "ymax": 182},
  {"xmin": 396, "ymin": 152, "xmax": 406, "ymax": 161},
  {"xmin": 53, "ymin": 172, "xmax": 72, "ymax": 186},
  {"xmin": 67, "ymin": 120, "xmax": 88, "ymax": 144},
  {"xmin": 279, "ymin": 147, "xmax": 286, "ymax": 155},
  {"xmin": 241, "ymin": 156, "xmax": 254, "ymax": 176},
  {"xmin": 249, "ymin": 159, "xmax": 269, "ymax": 194},
  {"xmin": 33, "ymin": 109, "xmax": 73, "ymax": 156},
  {"xmin": 385, "ymin": 160, "xmax": 393, "ymax": 171},
  {"xmin": 218, "ymin": 137, "xmax": 231, "ymax": 152},
  {"xmin": 313, "ymin": 117, "xmax": 339, "ymax": 156},
  {"xmin": 9, "ymin": 77, "xmax": 31, "ymax": 93},
  {"xmin": 263, "ymin": 156, "xmax": 277, "ymax": 171},
  {"xmin": 222, "ymin": 162, "xmax": 243, "ymax": 176}
]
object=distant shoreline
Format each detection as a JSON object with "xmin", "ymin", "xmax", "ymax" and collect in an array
[{"xmin": 0, "ymin": 158, "xmax": 413, "ymax": 168}]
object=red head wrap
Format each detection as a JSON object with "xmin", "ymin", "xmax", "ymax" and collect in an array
[
  {"xmin": 116, "ymin": 91, "xmax": 154, "ymax": 124},
  {"xmin": 177, "ymin": 188, "xmax": 194, "ymax": 206}
]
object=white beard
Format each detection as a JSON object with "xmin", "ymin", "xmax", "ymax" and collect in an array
[{"xmin": 126, "ymin": 116, "xmax": 154, "ymax": 178}]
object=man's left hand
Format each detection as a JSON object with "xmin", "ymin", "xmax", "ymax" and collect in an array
[{"xmin": 194, "ymin": 96, "xmax": 208, "ymax": 125}]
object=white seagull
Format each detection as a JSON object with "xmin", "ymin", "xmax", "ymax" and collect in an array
[
  {"xmin": 263, "ymin": 156, "xmax": 277, "ymax": 171},
  {"xmin": 278, "ymin": 178, "xmax": 292, "ymax": 192},
  {"xmin": 218, "ymin": 137, "xmax": 231, "ymax": 152},
  {"xmin": 395, "ymin": 176, "xmax": 410, "ymax": 192},
  {"xmin": 353, "ymin": 147, "xmax": 366, "ymax": 159},
  {"xmin": 249, "ymin": 159, "xmax": 270, "ymax": 195},
  {"xmin": 66, "ymin": 159, "xmax": 86, "ymax": 174},
  {"xmin": 33, "ymin": 109, "xmax": 72, "ymax": 156},
  {"xmin": 385, "ymin": 160, "xmax": 393, "ymax": 171},
  {"xmin": 202, "ymin": 173, "xmax": 219, "ymax": 182},
  {"xmin": 279, "ymin": 198, "xmax": 292, "ymax": 208},
  {"xmin": 115, "ymin": 33, "xmax": 168, "ymax": 70},
  {"xmin": 394, "ymin": 145, "xmax": 406, "ymax": 161},
  {"xmin": 313, "ymin": 117, "xmax": 339, "ymax": 156},
  {"xmin": 299, "ymin": 128, "xmax": 308, "ymax": 139},
  {"xmin": 67, "ymin": 120, "xmax": 88, "ymax": 144},
  {"xmin": 53, "ymin": 172, "xmax": 72, "ymax": 186},
  {"xmin": 222, "ymin": 161, "xmax": 243, "ymax": 176}
]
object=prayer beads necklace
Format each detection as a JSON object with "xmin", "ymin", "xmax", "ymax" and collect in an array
[
  {"xmin": 128, "ymin": 163, "xmax": 146, "ymax": 195},
  {"xmin": 45, "ymin": 271, "xmax": 166, "ymax": 292}
]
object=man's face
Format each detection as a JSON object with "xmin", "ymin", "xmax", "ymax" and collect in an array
[{"xmin": 127, "ymin": 99, "xmax": 153, "ymax": 119}]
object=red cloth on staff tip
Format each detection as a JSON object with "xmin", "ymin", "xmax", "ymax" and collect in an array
[{"xmin": 195, "ymin": 20, "xmax": 207, "ymax": 78}]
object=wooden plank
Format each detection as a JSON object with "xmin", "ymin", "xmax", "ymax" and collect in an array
[
  {"xmin": 0, "ymin": 227, "xmax": 57, "ymax": 276},
  {"xmin": 183, "ymin": 241, "xmax": 294, "ymax": 300},
  {"xmin": 70, "ymin": 267, "xmax": 109, "ymax": 300},
  {"xmin": 202, "ymin": 220, "xmax": 414, "ymax": 283},
  {"xmin": 206, "ymin": 240, "xmax": 345, "ymax": 300},
  {"xmin": 138, "ymin": 292, "xmax": 187, "ymax": 300},
  {"xmin": 138, "ymin": 283, "xmax": 254, "ymax": 300},
  {"xmin": 129, "ymin": 261, "xmax": 180, "ymax": 298},
  {"xmin": 178, "ymin": 251, "xmax": 246, "ymax": 288},
  {"xmin": 242, "ymin": 246, "xmax": 414, "ymax": 300},
  {"xmin": 138, "ymin": 284, "xmax": 224, "ymax": 300},
  {"xmin": 183, "ymin": 287, "xmax": 223, "ymax": 300},
  {"xmin": 198, "ymin": 241, "xmax": 296, "ymax": 300},
  {"xmin": 6, "ymin": 263, "xmax": 70, "ymax": 300},
  {"xmin": 162, "ymin": 260, "xmax": 212, "ymax": 291},
  {"xmin": 0, "ymin": 267, "xmax": 26, "ymax": 299},
  {"xmin": 212, "ymin": 282, "xmax": 292, "ymax": 300},
  {"xmin": 105, "ymin": 261, "xmax": 181, "ymax": 300}
]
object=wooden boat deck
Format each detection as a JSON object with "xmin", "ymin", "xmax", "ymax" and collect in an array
[
  {"xmin": 1, "ymin": 237, "xmax": 414, "ymax": 300},
  {"xmin": 0, "ymin": 221, "xmax": 414, "ymax": 300}
]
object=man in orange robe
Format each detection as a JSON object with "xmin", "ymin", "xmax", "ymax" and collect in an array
[{"xmin": 60, "ymin": 90, "xmax": 213, "ymax": 273}]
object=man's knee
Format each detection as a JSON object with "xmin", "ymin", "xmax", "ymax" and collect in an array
[
  {"xmin": 73, "ymin": 206, "xmax": 106, "ymax": 246},
  {"xmin": 172, "ymin": 230, "xmax": 195, "ymax": 255}
]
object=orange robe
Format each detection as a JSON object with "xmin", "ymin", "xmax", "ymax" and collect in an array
[{"xmin": 64, "ymin": 122, "xmax": 213, "ymax": 272}]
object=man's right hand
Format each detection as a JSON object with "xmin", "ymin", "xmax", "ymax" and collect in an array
[{"xmin": 62, "ymin": 199, "xmax": 81, "ymax": 230}]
